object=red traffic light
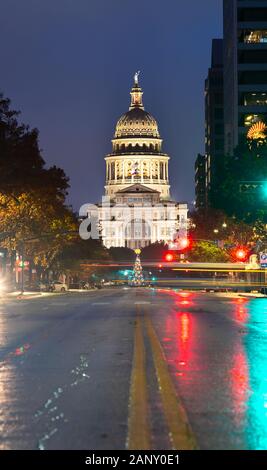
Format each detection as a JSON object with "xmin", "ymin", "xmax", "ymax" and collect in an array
[
  {"xmin": 165, "ymin": 253, "xmax": 174, "ymax": 262},
  {"xmin": 233, "ymin": 247, "xmax": 249, "ymax": 261}
]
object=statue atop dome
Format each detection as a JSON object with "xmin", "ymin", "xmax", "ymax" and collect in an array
[{"xmin": 134, "ymin": 71, "xmax": 140, "ymax": 86}]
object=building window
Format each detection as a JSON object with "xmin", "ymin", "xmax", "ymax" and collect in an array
[
  {"xmin": 214, "ymin": 108, "xmax": 223, "ymax": 120},
  {"xmin": 239, "ymin": 71, "xmax": 267, "ymax": 85},
  {"xmin": 215, "ymin": 123, "xmax": 224, "ymax": 134},
  {"xmin": 243, "ymin": 93, "xmax": 267, "ymax": 107},
  {"xmin": 238, "ymin": 9, "xmax": 267, "ymax": 23},
  {"xmin": 238, "ymin": 50, "xmax": 267, "ymax": 64},
  {"xmin": 242, "ymin": 30, "xmax": 267, "ymax": 44}
]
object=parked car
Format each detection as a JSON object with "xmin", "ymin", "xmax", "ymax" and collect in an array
[
  {"xmin": 30, "ymin": 281, "xmax": 51, "ymax": 292},
  {"xmin": 69, "ymin": 281, "xmax": 91, "ymax": 290},
  {"xmin": 50, "ymin": 281, "xmax": 68, "ymax": 292}
]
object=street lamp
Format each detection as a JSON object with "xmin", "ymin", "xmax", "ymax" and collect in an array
[
  {"xmin": 222, "ymin": 223, "xmax": 227, "ymax": 228},
  {"xmin": 214, "ymin": 229, "xmax": 219, "ymax": 234}
]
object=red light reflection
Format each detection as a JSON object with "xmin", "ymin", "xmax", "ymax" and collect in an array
[
  {"xmin": 180, "ymin": 313, "xmax": 190, "ymax": 343},
  {"xmin": 178, "ymin": 291, "xmax": 192, "ymax": 298},
  {"xmin": 230, "ymin": 344, "xmax": 249, "ymax": 425},
  {"xmin": 233, "ymin": 298, "xmax": 249, "ymax": 323}
]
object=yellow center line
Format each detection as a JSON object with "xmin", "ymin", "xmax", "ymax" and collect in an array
[
  {"xmin": 127, "ymin": 310, "xmax": 150, "ymax": 450},
  {"xmin": 145, "ymin": 313, "xmax": 198, "ymax": 450}
]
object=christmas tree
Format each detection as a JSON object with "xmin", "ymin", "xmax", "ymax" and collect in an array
[{"xmin": 131, "ymin": 249, "xmax": 144, "ymax": 287}]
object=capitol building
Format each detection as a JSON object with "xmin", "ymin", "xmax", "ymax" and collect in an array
[{"xmin": 98, "ymin": 73, "xmax": 188, "ymax": 250}]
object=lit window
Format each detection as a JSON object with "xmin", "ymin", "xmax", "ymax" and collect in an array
[
  {"xmin": 244, "ymin": 93, "xmax": 267, "ymax": 106},
  {"xmin": 243, "ymin": 30, "xmax": 267, "ymax": 44}
]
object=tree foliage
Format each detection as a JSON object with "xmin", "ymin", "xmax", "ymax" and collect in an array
[
  {"xmin": 190, "ymin": 208, "xmax": 255, "ymax": 246},
  {"xmin": 0, "ymin": 94, "xmax": 69, "ymax": 198},
  {"xmin": 210, "ymin": 137, "xmax": 267, "ymax": 223},
  {"xmin": 0, "ymin": 93, "xmax": 106, "ymax": 275},
  {"xmin": 188, "ymin": 241, "xmax": 230, "ymax": 263},
  {"xmin": 141, "ymin": 241, "xmax": 168, "ymax": 261},
  {"xmin": 108, "ymin": 246, "xmax": 135, "ymax": 262}
]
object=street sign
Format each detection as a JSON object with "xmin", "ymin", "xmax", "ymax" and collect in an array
[{"xmin": 260, "ymin": 253, "xmax": 267, "ymax": 269}]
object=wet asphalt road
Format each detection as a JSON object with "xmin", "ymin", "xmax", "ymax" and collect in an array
[{"xmin": 0, "ymin": 288, "xmax": 267, "ymax": 450}]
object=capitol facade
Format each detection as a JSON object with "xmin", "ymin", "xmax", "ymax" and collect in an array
[{"xmin": 98, "ymin": 73, "xmax": 188, "ymax": 250}]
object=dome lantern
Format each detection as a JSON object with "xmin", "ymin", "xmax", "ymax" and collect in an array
[
  {"xmin": 114, "ymin": 74, "xmax": 160, "ymax": 139},
  {"xmin": 129, "ymin": 71, "xmax": 144, "ymax": 110}
]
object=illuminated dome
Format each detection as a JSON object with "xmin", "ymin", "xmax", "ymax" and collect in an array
[
  {"xmin": 114, "ymin": 74, "xmax": 160, "ymax": 139},
  {"xmin": 115, "ymin": 108, "xmax": 160, "ymax": 138}
]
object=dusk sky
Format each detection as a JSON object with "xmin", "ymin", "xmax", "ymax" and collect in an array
[{"xmin": 0, "ymin": 0, "xmax": 222, "ymax": 209}]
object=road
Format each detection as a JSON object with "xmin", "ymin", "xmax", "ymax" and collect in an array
[{"xmin": 0, "ymin": 287, "xmax": 267, "ymax": 450}]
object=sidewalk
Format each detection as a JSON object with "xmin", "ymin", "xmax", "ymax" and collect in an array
[
  {"xmin": 214, "ymin": 291, "xmax": 267, "ymax": 299},
  {"xmin": 1, "ymin": 291, "xmax": 57, "ymax": 300},
  {"xmin": 1, "ymin": 288, "xmax": 98, "ymax": 301}
]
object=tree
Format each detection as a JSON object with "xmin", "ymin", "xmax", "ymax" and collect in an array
[
  {"xmin": 109, "ymin": 247, "xmax": 135, "ymax": 262},
  {"xmin": 188, "ymin": 241, "xmax": 230, "ymax": 263},
  {"xmin": 51, "ymin": 238, "xmax": 110, "ymax": 281},
  {"xmin": 0, "ymin": 191, "xmax": 77, "ymax": 273},
  {"xmin": 141, "ymin": 241, "xmax": 168, "ymax": 261},
  {"xmin": 0, "ymin": 93, "xmax": 69, "ymax": 199},
  {"xmin": 0, "ymin": 93, "xmax": 78, "ymax": 275},
  {"xmin": 190, "ymin": 208, "xmax": 255, "ymax": 246},
  {"xmin": 210, "ymin": 136, "xmax": 267, "ymax": 223},
  {"xmin": 131, "ymin": 252, "xmax": 144, "ymax": 286}
]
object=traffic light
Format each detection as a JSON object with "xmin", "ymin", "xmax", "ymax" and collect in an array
[
  {"xmin": 233, "ymin": 247, "xmax": 249, "ymax": 262},
  {"xmin": 262, "ymin": 182, "xmax": 267, "ymax": 198},
  {"xmin": 165, "ymin": 253, "xmax": 174, "ymax": 262}
]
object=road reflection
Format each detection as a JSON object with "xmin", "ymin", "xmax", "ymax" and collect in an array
[
  {"xmin": 243, "ymin": 299, "xmax": 267, "ymax": 449},
  {"xmin": 0, "ymin": 310, "xmax": 30, "ymax": 449},
  {"xmin": 159, "ymin": 292, "xmax": 267, "ymax": 449}
]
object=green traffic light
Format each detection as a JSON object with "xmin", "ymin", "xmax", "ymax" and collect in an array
[{"xmin": 262, "ymin": 182, "xmax": 267, "ymax": 198}]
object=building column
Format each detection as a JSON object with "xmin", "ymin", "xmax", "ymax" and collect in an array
[
  {"xmin": 141, "ymin": 161, "xmax": 144, "ymax": 183},
  {"xmin": 150, "ymin": 161, "xmax": 153, "ymax": 183},
  {"xmin": 122, "ymin": 160, "xmax": 125, "ymax": 183},
  {"xmin": 115, "ymin": 161, "xmax": 117, "ymax": 182}
]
